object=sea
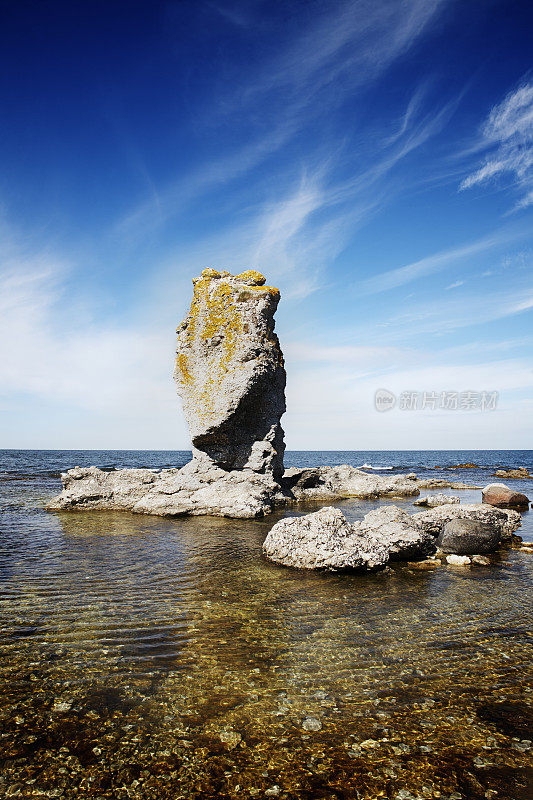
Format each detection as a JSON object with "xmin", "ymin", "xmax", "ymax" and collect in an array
[{"xmin": 1, "ymin": 450, "xmax": 532, "ymax": 800}]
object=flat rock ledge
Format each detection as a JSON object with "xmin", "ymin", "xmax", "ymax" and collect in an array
[
  {"xmin": 263, "ymin": 504, "xmax": 522, "ymax": 571},
  {"xmin": 47, "ymin": 464, "xmax": 481, "ymax": 519},
  {"xmin": 47, "ymin": 462, "xmax": 283, "ymax": 519}
]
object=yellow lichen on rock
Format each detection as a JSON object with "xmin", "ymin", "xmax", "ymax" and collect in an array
[
  {"xmin": 201, "ymin": 267, "xmax": 222, "ymax": 279},
  {"xmin": 235, "ymin": 270, "xmax": 266, "ymax": 286},
  {"xmin": 176, "ymin": 274, "xmax": 248, "ymax": 419}
]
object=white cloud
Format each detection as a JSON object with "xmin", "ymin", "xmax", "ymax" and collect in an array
[
  {"xmin": 460, "ymin": 79, "xmax": 533, "ymax": 210},
  {"xmin": 0, "ymin": 253, "xmax": 188, "ymax": 449}
]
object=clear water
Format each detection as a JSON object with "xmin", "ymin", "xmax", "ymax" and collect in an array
[{"xmin": 0, "ymin": 450, "xmax": 532, "ymax": 799}]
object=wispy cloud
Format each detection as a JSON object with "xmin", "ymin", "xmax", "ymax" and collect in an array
[
  {"xmin": 243, "ymin": 0, "xmax": 446, "ymax": 108},
  {"xmin": 459, "ymin": 79, "xmax": 533, "ymax": 210},
  {"xmin": 358, "ymin": 225, "xmax": 530, "ymax": 295},
  {"xmin": 446, "ymin": 279, "xmax": 464, "ymax": 289},
  {"xmin": 117, "ymin": 0, "xmax": 451, "ymax": 246}
]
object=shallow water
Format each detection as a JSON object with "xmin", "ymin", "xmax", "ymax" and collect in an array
[{"xmin": 1, "ymin": 451, "xmax": 532, "ymax": 799}]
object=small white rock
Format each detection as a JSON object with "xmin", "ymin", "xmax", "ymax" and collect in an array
[{"xmin": 446, "ymin": 554, "xmax": 471, "ymax": 566}]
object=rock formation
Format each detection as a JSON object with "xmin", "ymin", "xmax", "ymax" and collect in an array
[
  {"xmin": 263, "ymin": 503, "xmax": 523, "ymax": 571},
  {"xmin": 283, "ymin": 466, "xmax": 421, "ymax": 501},
  {"xmin": 48, "ymin": 268, "xmax": 288, "ymax": 517},
  {"xmin": 175, "ymin": 268, "xmax": 286, "ymax": 479},
  {"xmin": 45, "ymin": 268, "xmax": 523, "ymax": 522}
]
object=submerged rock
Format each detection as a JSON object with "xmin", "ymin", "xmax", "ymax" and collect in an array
[
  {"xmin": 262, "ymin": 506, "xmax": 434, "ymax": 570},
  {"xmin": 413, "ymin": 493, "xmax": 460, "ymax": 507},
  {"xmin": 175, "ymin": 268, "xmax": 286, "ymax": 479},
  {"xmin": 437, "ymin": 518, "xmax": 500, "ymax": 554},
  {"xmin": 482, "ymin": 483, "xmax": 530, "ymax": 509}
]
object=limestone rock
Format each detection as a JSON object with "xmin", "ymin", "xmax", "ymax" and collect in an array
[
  {"xmin": 482, "ymin": 483, "xmax": 530, "ymax": 509},
  {"xmin": 262, "ymin": 507, "xmax": 387, "ymax": 571},
  {"xmin": 48, "ymin": 464, "xmax": 460, "ymax": 519},
  {"xmin": 413, "ymin": 493, "xmax": 460, "ymax": 507},
  {"xmin": 175, "ymin": 268, "xmax": 286, "ymax": 479},
  {"xmin": 437, "ymin": 518, "xmax": 501, "ymax": 554},
  {"xmin": 47, "ymin": 463, "xmax": 280, "ymax": 518},
  {"xmin": 46, "ymin": 466, "xmax": 158, "ymax": 511},
  {"xmin": 413, "ymin": 503, "xmax": 522, "ymax": 541},
  {"xmin": 262, "ymin": 505, "xmax": 434, "ymax": 571}
]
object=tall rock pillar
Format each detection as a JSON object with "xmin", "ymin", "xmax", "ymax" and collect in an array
[{"xmin": 175, "ymin": 268, "xmax": 286, "ymax": 480}]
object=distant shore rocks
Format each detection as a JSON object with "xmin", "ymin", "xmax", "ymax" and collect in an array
[
  {"xmin": 491, "ymin": 467, "xmax": 532, "ymax": 480},
  {"xmin": 413, "ymin": 493, "xmax": 460, "ymax": 508},
  {"xmin": 482, "ymin": 483, "xmax": 530, "ymax": 509},
  {"xmin": 434, "ymin": 463, "xmax": 479, "ymax": 470},
  {"xmin": 437, "ymin": 518, "xmax": 500, "ymax": 555}
]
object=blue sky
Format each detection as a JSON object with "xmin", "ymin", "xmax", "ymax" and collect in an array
[{"xmin": 1, "ymin": 0, "xmax": 532, "ymax": 450}]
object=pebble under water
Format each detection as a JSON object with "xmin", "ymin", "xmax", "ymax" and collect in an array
[{"xmin": 1, "ymin": 451, "xmax": 532, "ymax": 799}]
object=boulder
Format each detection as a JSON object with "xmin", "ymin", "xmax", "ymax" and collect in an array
[
  {"xmin": 175, "ymin": 268, "xmax": 286, "ymax": 479},
  {"xmin": 437, "ymin": 518, "xmax": 500, "ymax": 554},
  {"xmin": 482, "ymin": 483, "xmax": 530, "ymax": 509},
  {"xmin": 262, "ymin": 505, "xmax": 435, "ymax": 571},
  {"xmin": 413, "ymin": 493, "xmax": 460, "ymax": 508},
  {"xmin": 359, "ymin": 506, "xmax": 436, "ymax": 561},
  {"xmin": 262, "ymin": 507, "xmax": 388, "ymax": 571},
  {"xmin": 413, "ymin": 503, "xmax": 522, "ymax": 541}
]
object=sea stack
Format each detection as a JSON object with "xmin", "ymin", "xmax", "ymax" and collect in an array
[{"xmin": 175, "ymin": 268, "xmax": 286, "ymax": 480}]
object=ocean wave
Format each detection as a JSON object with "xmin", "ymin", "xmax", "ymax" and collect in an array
[{"xmin": 357, "ymin": 463, "xmax": 394, "ymax": 471}]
